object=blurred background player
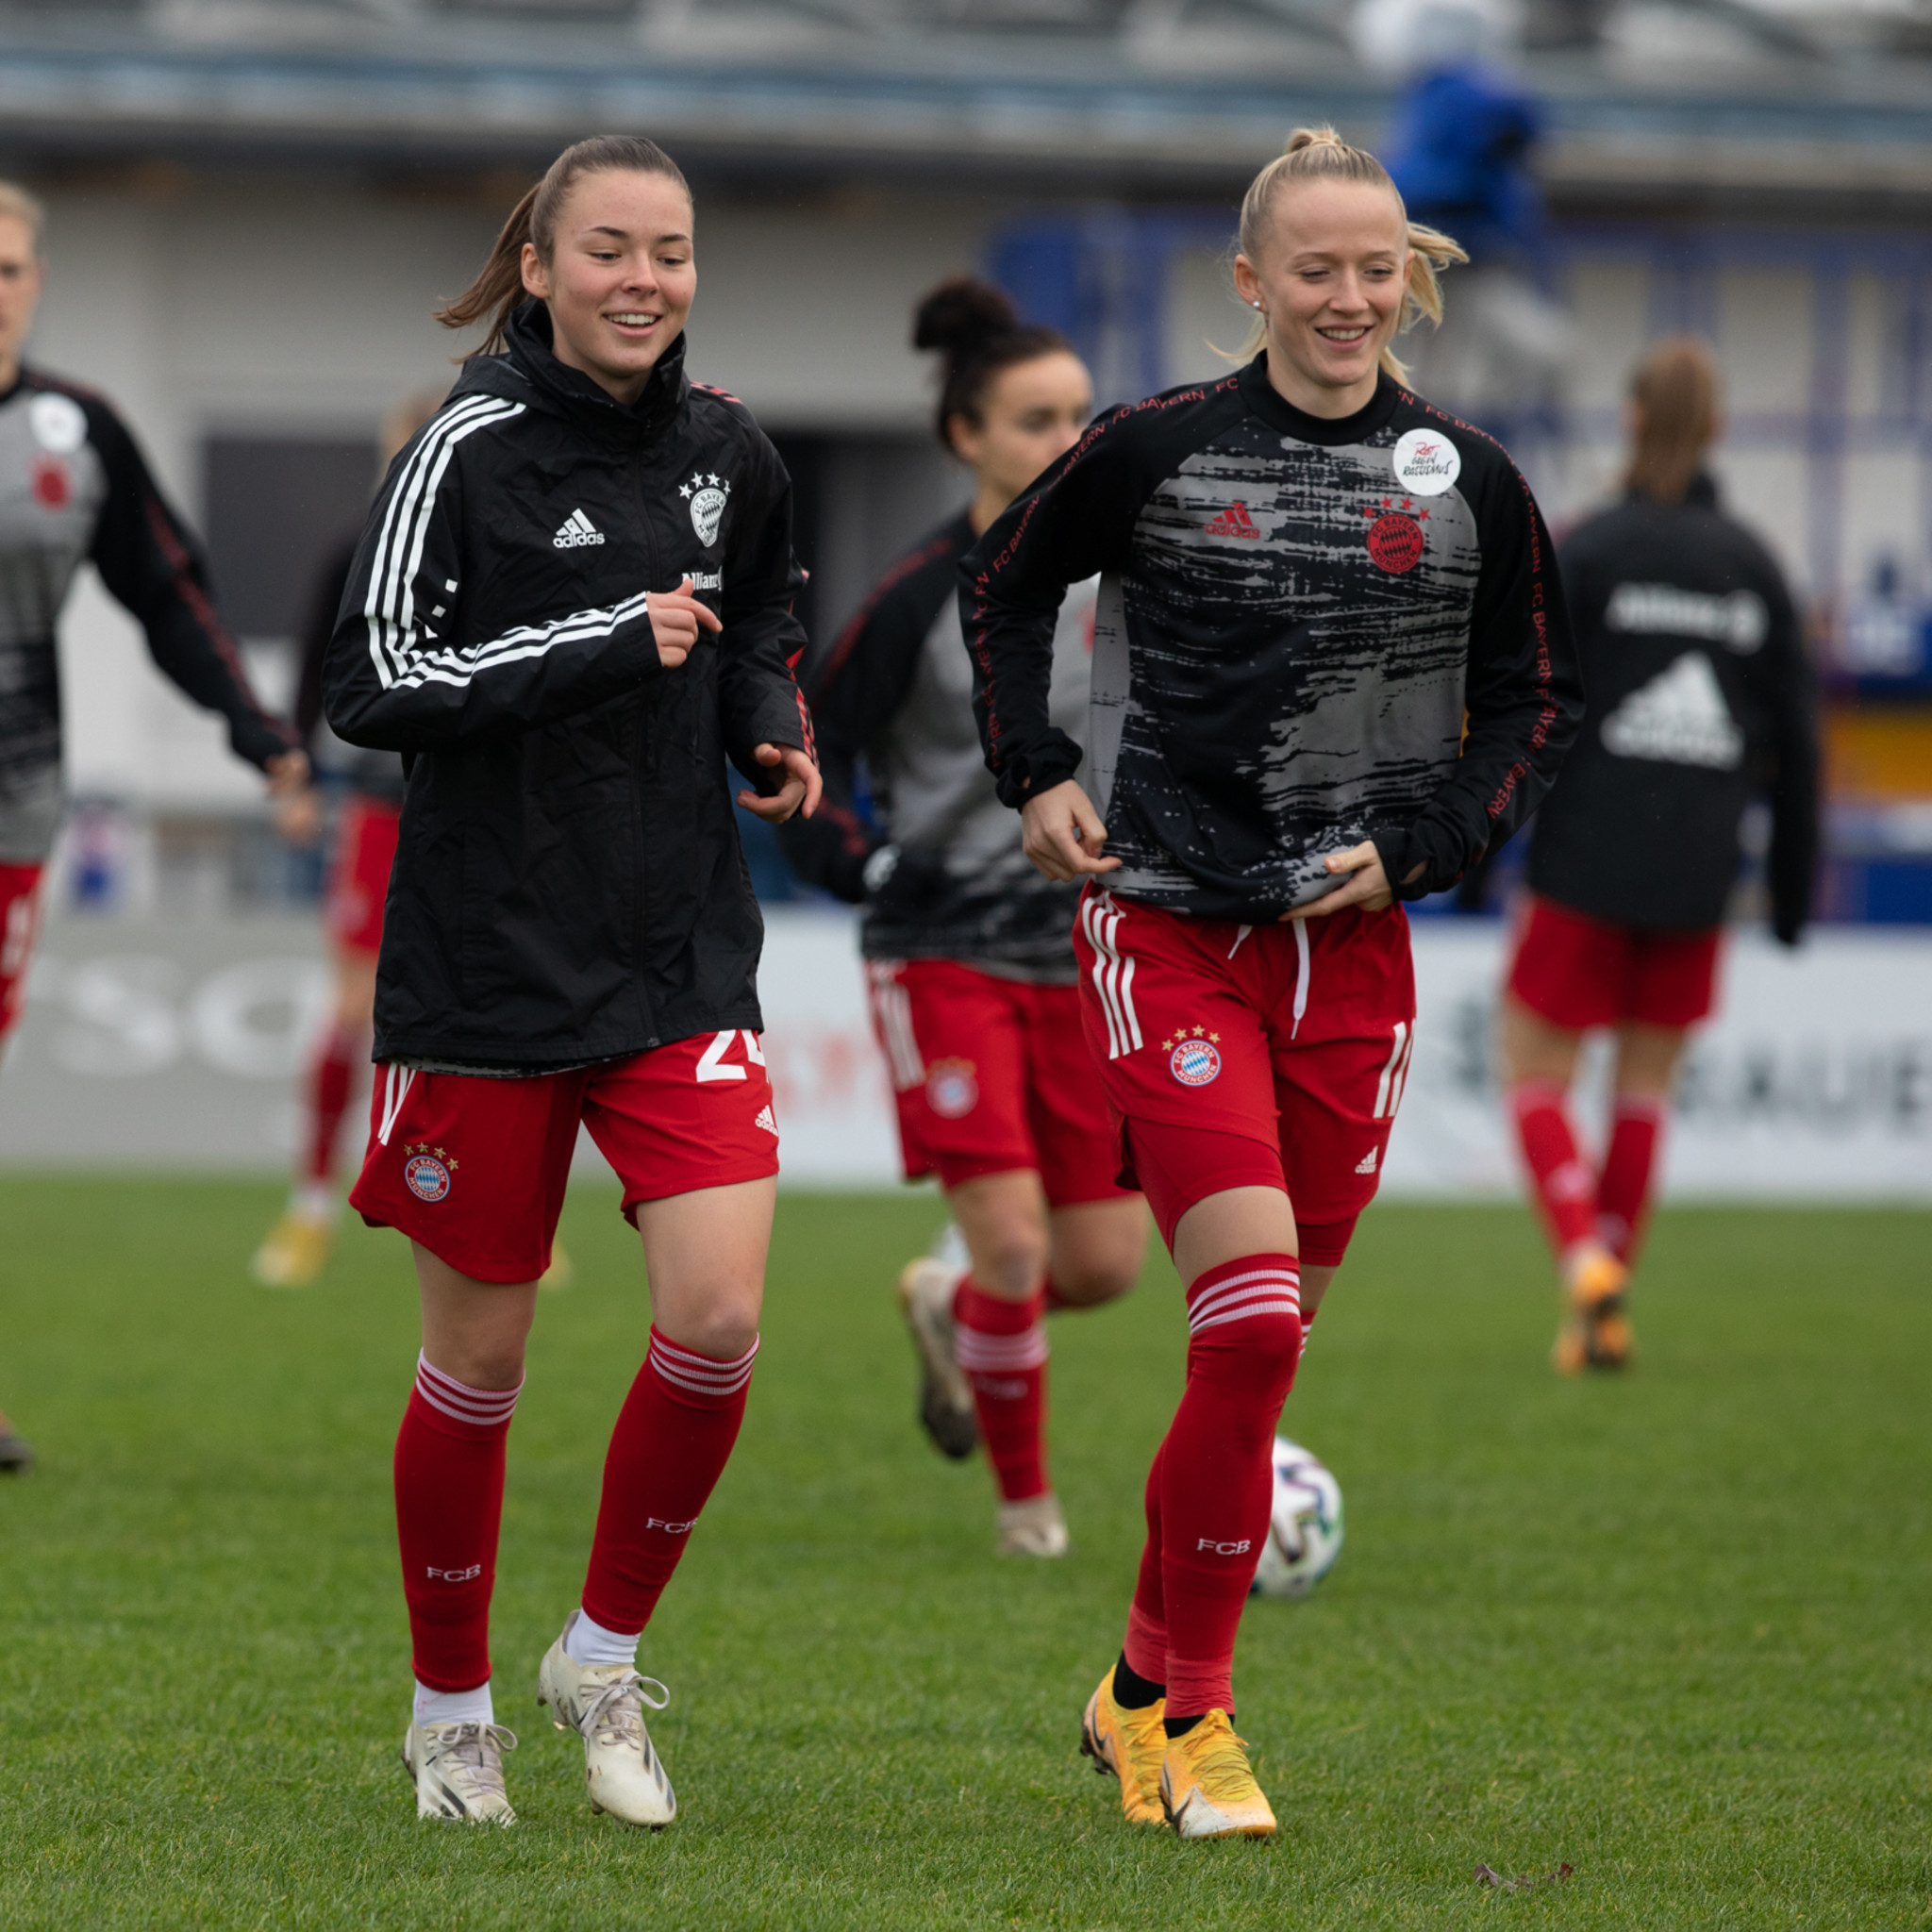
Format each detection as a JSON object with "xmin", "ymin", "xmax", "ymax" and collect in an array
[
  {"xmin": 782, "ymin": 277, "xmax": 1147, "ymax": 1558},
  {"xmin": 1501, "ymin": 337, "xmax": 1819, "ymax": 1374},
  {"xmin": 965, "ymin": 128, "xmax": 1581, "ymax": 1838},
  {"xmin": 325, "ymin": 137, "xmax": 819, "ymax": 1829},
  {"xmin": 0, "ymin": 178, "xmax": 306, "ymax": 1473},
  {"xmin": 252, "ymin": 393, "xmax": 438, "ymax": 1290}
]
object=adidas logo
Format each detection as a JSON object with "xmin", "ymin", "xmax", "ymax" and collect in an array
[
  {"xmin": 1355, "ymin": 1147, "xmax": 1378, "ymax": 1174},
  {"xmin": 1601, "ymin": 651, "xmax": 1743, "ymax": 771},
  {"xmin": 1205, "ymin": 499, "xmax": 1262, "ymax": 540},
  {"xmin": 553, "ymin": 508, "xmax": 606, "ymax": 549},
  {"xmin": 754, "ymin": 1105, "xmax": 778, "ymax": 1136}
]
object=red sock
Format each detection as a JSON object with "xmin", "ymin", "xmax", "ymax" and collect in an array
[
  {"xmin": 394, "ymin": 1354, "xmax": 523, "ymax": 1693},
  {"xmin": 1123, "ymin": 1443, "xmax": 1168, "ymax": 1687},
  {"xmin": 579, "ymin": 1327, "xmax": 758, "ymax": 1635},
  {"xmin": 305, "ymin": 1024, "xmax": 361, "ymax": 1186},
  {"xmin": 953, "ymin": 1278, "xmax": 1049, "ymax": 1502},
  {"xmin": 1597, "ymin": 1097, "xmax": 1664, "ymax": 1264},
  {"xmin": 1509, "ymin": 1081, "xmax": 1597, "ymax": 1258},
  {"xmin": 1158, "ymin": 1255, "xmax": 1302, "ymax": 1721}
]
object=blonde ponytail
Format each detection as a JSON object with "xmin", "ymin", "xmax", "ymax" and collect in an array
[
  {"xmin": 1232, "ymin": 125, "xmax": 1468, "ymax": 383},
  {"xmin": 1624, "ymin": 336, "xmax": 1720, "ymax": 506}
]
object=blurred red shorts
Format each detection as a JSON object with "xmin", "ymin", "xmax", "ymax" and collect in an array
[
  {"xmin": 325, "ymin": 795, "xmax": 402, "ymax": 958},
  {"xmin": 1507, "ymin": 893, "xmax": 1723, "ymax": 1031},
  {"xmin": 864, "ymin": 958, "xmax": 1131, "ymax": 1208}
]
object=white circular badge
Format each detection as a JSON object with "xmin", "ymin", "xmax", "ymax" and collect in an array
[
  {"xmin": 28, "ymin": 392, "xmax": 87, "ymax": 456},
  {"xmin": 1391, "ymin": 426, "xmax": 1460, "ymax": 497}
]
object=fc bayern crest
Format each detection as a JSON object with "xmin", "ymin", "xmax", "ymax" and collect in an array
[
  {"xmin": 925, "ymin": 1058, "xmax": 979, "ymax": 1119},
  {"xmin": 404, "ymin": 1153, "xmax": 452, "ymax": 1202},
  {"xmin": 681, "ymin": 471, "xmax": 731, "ymax": 547},
  {"xmin": 1169, "ymin": 1037, "xmax": 1222, "ymax": 1087}
]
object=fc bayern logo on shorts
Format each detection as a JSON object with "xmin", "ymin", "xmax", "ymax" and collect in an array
[
  {"xmin": 1169, "ymin": 1036, "xmax": 1222, "ymax": 1087},
  {"xmin": 925, "ymin": 1058, "xmax": 979, "ymax": 1119},
  {"xmin": 404, "ymin": 1151, "xmax": 453, "ymax": 1202}
]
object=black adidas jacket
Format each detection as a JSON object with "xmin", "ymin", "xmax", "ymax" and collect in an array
[
  {"xmin": 963, "ymin": 359, "xmax": 1583, "ymax": 921},
  {"xmin": 1529, "ymin": 475, "xmax": 1818, "ymax": 938},
  {"xmin": 324, "ymin": 305, "xmax": 810, "ymax": 1070}
]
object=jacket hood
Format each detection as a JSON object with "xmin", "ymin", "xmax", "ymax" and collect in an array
[{"xmin": 455, "ymin": 299, "xmax": 689, "ymax": 445}]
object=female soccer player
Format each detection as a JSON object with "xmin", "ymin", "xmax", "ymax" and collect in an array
[
  {"xmin": 963, "ymin": 128, "xmax": 1584, "ymax": 1838},
  {"xmin": 323, "ymin": 135, "xmax": 819, "ymax": 1829},
  {"xmin": 1501, "ymin": 337, "xmax": 1817, "ymax": 1373},
  {"xmin": 0, "ymin": 178, "xmax": 307, "ymax": 1472},
  {"xmin": 253, "ymin": 394, "xmax": 438, "ymax": 1290},
  {"xmin": 783, "ymin": 278, "xmax": 1146, "ymax": 1558}
]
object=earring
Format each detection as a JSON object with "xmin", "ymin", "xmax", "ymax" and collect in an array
[{"xmin": 1251, "ymin": 300, "xmax": 1263, "ymax": 310}]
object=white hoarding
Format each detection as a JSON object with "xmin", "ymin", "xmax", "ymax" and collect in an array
[{"xmin": 1, "ymin": 909, "xmax": 1926, "ymax": 1200}]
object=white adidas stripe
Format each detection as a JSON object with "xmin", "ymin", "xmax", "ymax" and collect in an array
[
  {"xmin": 379, "ymin": 589, "xmax": 658, "ymax": 692},
  {"xmin": 415, "ymin": 1353, "xmax": 524, "ymax": 1426},
  {"xmin": 375, "ymin": 1062, "xmax": 416, "ymax": 1146},
  {"xmin": 1081, "ymin": 891, "xmax": 1142, "ymax": 1059},
  {"xmin": 648, "ymin": 1332, "xmax": 759, "ymax": 1400},
  {"xmin": 1373, "ymin": 1022, "xmax": 1412, "ymax": 1120},
  {"xmin": 956, "ymin": 1324, "xmax": 1048, "ymax": 1373},
  {"xmin": 1188, "ymin": 1266, "xmax": 1302, "ymax": 1335},
  {"xmin": 363, "ymin": 396, "xmax": 525, "ymax": 691},
  {"xmin": 867, "ymin": 963, "xmax": 925, "ymax": 1091}
]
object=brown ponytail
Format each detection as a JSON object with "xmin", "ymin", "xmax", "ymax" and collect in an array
[
  {"xmin": 1624, "ymin": 337, "xmax": 1720, "ymax": 506},
  {"xmin": 1233, "ymin": 125, "xmax": 1467, "ymax": 384},
  {"xmin": 435, "ymin": 135, "xmax": 691, "ymax": 356}
]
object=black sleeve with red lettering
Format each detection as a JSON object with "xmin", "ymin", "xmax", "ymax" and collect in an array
[
  {"xmin": 778, "ymin": 515, "xmax": 968, "ymax": 902},
  {"xmin": 77, "ymin": 390, "xmax": 297, "ymax": 771},
  {"xmin": 1369, "ymin": 447, "xmax": 1585, "ymax": 898}
]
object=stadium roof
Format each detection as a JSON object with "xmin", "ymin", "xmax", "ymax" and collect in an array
[{"xmin": 3, "ymin": 0, "xmax": 1932, "ymax": 211}]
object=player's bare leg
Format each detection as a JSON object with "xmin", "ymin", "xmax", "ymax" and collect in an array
[{"xmin": 1500, "ymin": 996, "xmax": 1632, "ymax": 1371}]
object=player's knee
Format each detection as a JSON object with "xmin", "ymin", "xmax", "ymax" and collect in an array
[
  {"xmin": 1051, "ymin": 1253, "xmax": 1140, "ymax": 1307},
  {"xmin": 659, "ymin": 1296, "xmax": 759, "ymax": 1363},
  {"xmin": 430, "ymin": 1341, "xmax": 527, "ymax": 1392},
  {"xmin": 972, "ymin": 1226, "xmax": 1050, "ymax": 1298}
]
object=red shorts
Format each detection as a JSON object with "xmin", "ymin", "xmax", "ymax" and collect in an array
[
  {"xmin": 1072, "ymin": 888, "xmax": 1417, "ymax": 1266},
  {"xmin": 349, "ymin": 1029, "xmax": 781, "ymax": 1283},
  {"xmin": 865, "ymin": 958, "xmax": 1132, "ymax": 1208},
  {"xmin": 1507, "ymin": 894, "xmax": 1723, "ymax": 1031},
  {"xmin": 325, "ymin": 796, "xmax": 402, "ymax": 958},
  {"xmin": 0, "ymin": 861, "xmax": 45, "ymax": 1043}
]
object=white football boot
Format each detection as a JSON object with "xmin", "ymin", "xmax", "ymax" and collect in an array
[
  {"xmin": 895, "ymin": 1254, "xmax": 977, "ymax": 1459},
  {"xmin": 536, "ymin": 1636, "xmax": 676, "ymax": 1827},
  {"xmin": 996, "ymin": 1491, "xmax": 1070, "ymax": 1557},
  {"xmin": 400, "ymin": 1720, "xmax": 517, "ymax": 1824}
]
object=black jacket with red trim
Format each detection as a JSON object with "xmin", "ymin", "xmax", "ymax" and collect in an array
[
  {"xmin": 324, "ymin": 304, "xmax": 811, "ymax": 1070},
  {"xmin": 781, "ymin": 509, "xmax": 1094, "ymax": 973},
  {"xmin": 1529, "ymin": 475, "xmax": 1818, "ymax": 939},
  {"xmin": 961, "ymin": 358, "xmax": 1585, "ymax": 921},
  {"xmin": 0, "ymin": 366, "xmax": 296, "ymax": 863}
]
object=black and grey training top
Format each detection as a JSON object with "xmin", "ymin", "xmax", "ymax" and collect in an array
[
  {"xmin": 0, "ymin": 368, "xmax": 295, "ymax": 862},
  {"xmin": 1529, "ymin": 475, "xmax": 1818, "ymax": 939},
  {"xmin": 962, "ymin": 358, "xmax": 1585, "ymax": 921},
  {"xmin": 783, "ymin": 509, "xmax": 1093, "ymax": 977}
]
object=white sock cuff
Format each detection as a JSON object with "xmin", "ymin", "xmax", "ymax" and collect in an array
[
  {"xmin": 414, "ymin": 1678, "xmax": 493, "ymax": 1727},
  {"xmin": 563, "ymin": 1607, "xmax": 641, "ymax": 1670},
  {"xmin": 646, "ymin": 1329, "xmax": 758, "ymax": 1401},
  {"xmin": 414, "ymin": 1353, "xmax": 524, "ymax": 1428}
]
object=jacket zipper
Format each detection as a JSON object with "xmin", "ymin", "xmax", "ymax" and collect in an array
[{"xmin": 629, "ymin": 448, "xmax": 662, "ymax": 1043}]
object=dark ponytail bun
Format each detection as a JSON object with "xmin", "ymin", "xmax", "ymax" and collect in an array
[
  {"xmin": 911, "ymin": 274, "xmax": 1074, "ymax": 453},
  {"xmin": 913, "ymin": 276, "xmax": 1019, "ymax": 360}
]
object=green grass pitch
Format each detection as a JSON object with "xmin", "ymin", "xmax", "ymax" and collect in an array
[{"xmin": 0, "ymin": 1180, "xmax": 1925, "ymax": 1928}]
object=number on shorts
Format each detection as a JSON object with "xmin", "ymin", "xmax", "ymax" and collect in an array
[{"xmin": 695, "ymin": 1029, "xmax": 762, "ymax": 1083}]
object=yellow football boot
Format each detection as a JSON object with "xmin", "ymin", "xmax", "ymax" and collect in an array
[
  {"xmin": 1079, "ymin": 1665, "xmax": 1166, "ymax": 1826},
  {"xmin": 538, "ymin": 1241, "xmax": 574, "ymax": 1292},
  {"xmin": 1553, "ymin": 1246, "xmax": 1632, "ymax": 1374},
  {"xmin": 1159, "ymin": 1710, "xmax": 1277, "ymax": 1840},
  {"xmin": 250, "ymin": 1209, "xmax": 334, "ymax": 1290}
]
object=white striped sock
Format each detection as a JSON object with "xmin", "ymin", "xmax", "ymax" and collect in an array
[
  {"xmin": 414, "ymin": 1353, "xmax": 524, "ymax": 1429},
  {"xmin": 646, "ymin": 1330, "xmax": 758, "ymax": 1402}
]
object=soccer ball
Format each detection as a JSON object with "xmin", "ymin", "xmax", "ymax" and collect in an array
[{"xmin": 1248, "ymin": 1437, "xmax": 1344, "ymax": 1598}]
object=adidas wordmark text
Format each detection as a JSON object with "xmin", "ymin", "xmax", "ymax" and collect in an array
[{"xmin": 554, "ymin": 508, "xmax": 606, "ymax": 549}]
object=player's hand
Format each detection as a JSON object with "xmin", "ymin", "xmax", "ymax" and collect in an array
[
  {"xmin": 1020, "ymin": 779, "xmax": 1121, "ymax": 882},
  {"xmin": 1281, "ymin": 841, "xmax": 1403, "ymax": 919},
  {"xmin": 265, "ymin": 748, "xmax": 310, "ymax": 796},
  {"xmin": 649, "ymin": 577, "xmax": 724, "ymax": 670},
  {"xmin": 273, "ymin": 784, "xmax": 324, "ymax": 847},
  {"xmin": 737, "ymin": 742, "xmax": 820, "ymax": 824}
]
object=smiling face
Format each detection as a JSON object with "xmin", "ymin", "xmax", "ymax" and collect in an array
[
  {"xmin": 0, "ymin": 215, "xmax": 45, "ymax": 390},
  {"xmin": 948, "ymin": 349, "xmax": 1092, "ymax": 529},
  {"xmin": 1233, "ymin": 178, "xmax": 1411, "ymax": 419},
  {"xmin": 521, "ymin": 169, "xmax": 695, "ymax": 405}
]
